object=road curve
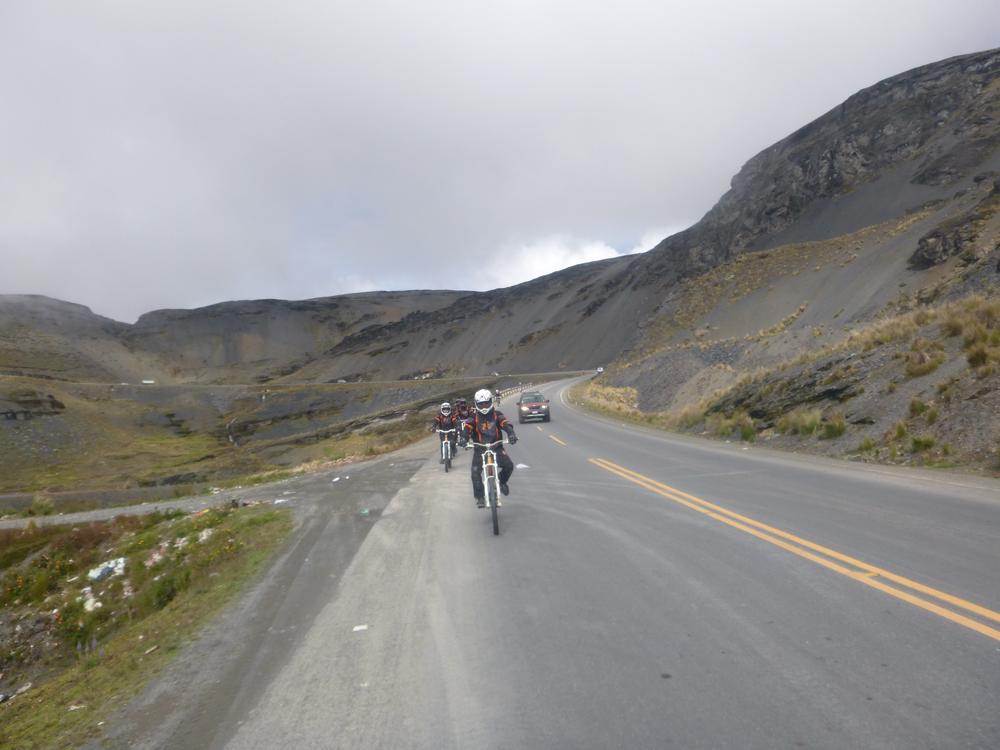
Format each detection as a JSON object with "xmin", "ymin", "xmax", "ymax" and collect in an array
[{"xmin": 106, "ymin": 378, "xmax": 1000, "ymax": 749}]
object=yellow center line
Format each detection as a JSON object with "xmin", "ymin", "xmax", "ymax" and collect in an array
[
  {"xmin": 549, "ymin": 435, "xmax": 567, "ymax": 446},
  {"xmin": 589, "ymin": 457, "xmax": 1000, "ymax": 643}
]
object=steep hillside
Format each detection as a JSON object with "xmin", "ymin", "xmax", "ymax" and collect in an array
[
  {"xmin": 287, "ymin": 48, "xmax": 1000, "ymax": 383},
  {"xmin": 123, "ymin": 290, "xmax": 467, "ymax": 383},
  {"xmin": 634, "ymin": 48, "xmax": 1000, "ymax": 285}
]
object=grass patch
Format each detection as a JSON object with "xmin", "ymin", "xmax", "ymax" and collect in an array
[
  {"xmin": 910, "ymin": 435, "xmax": 936, "ymax": 453},
  {"xmin": 857, "ymin": 437, "xmax": 876, "ymax": 453},
  {"xmin": 904, "ymin": 350, "xmax": 945, "ymax": 377},
  {"xmin": 706, "ymin": 410, "xmax": 756, "ymax": 441},
  {"xmin": 0, "ymin": 505, "xmax": 292, "ymax": 749},
  {"xmin": 777, "ymin": 408, "xmax": 822, "ymax": 436},
  {"xmin": 821, "ymin": 414, "xmax": 847, "ymax": 440}
]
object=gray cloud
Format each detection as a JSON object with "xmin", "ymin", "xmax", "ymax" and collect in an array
[{"xmin": 1, "ymin": 1, "xmax": 998, "ymax": 321}]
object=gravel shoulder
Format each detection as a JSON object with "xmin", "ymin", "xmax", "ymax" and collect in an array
[{"xmin": 85, "ymin": 438, "xmax": 436, "ymax": 750}]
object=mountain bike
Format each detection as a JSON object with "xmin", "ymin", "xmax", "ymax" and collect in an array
[
  {"xmin": 437, "ymin": 428, "xmax": 457, "ymax": 471},
  {"xmin": 471, "ymin": 439, "xmax": 504, "ymax": 535}
]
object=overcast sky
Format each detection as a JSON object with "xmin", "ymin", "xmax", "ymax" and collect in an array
[{"xmin": 1, "ymin": 1, "xmax": 997, "ymax": 322}]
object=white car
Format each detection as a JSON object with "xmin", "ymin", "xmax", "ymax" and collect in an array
[{"xmin": 596, "ymin": 367, "xmax": 604, "ymax": 373}]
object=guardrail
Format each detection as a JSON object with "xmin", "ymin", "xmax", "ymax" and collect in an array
[{"xmin": 494, "ymin": 383, "xmax": 535, "ymax": 404}]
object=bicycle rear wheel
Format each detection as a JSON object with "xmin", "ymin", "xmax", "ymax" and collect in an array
[{"xmin": 489, "ymin": 481, "xmax": 499, "ymax": 535}]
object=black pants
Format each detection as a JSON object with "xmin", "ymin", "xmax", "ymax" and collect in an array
[
  {"xmin": 471, "ymin": 448, "xmax": 514, "ymax": 498},
  {"xmin": 440, "ymin": 432, "xmax": 457, "ymax": 455}
]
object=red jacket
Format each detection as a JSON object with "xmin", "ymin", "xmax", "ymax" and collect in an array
[
  {"xmin": 462, "ymin": 410, "xmax": 516, "ymax": 446},
  {"xmin": 433, "ymin": 413, "xmax": 457, "ymax": 431}
]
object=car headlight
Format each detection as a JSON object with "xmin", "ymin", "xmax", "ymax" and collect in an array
[
  {"xmin": 540, "ymin": 404, "xmax": 548, "ymax": 409},
  {"xmin": 520, "ymin": 406, "xmax": 528, "ymax": 412}
]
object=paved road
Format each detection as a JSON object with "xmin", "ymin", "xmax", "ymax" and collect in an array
[{"xmin": 105, "ymin": 378, "xmax": 1000, "ymax": 749}]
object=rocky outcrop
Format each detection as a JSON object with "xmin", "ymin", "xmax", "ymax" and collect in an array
[
  {"xmin": 909, "ymin": 178, "xmax": 1000, "ymax": 268},
  {"xmin": 0, "ymin": 389, "xmax": 66, "ymax": 420},
  {"xmin": 706, "ymin": 354, "xmax": 865, "ymax": 427},
  {"xmin": 633, "ymin": 48, "xmax": 1000, "ymax": 288}
]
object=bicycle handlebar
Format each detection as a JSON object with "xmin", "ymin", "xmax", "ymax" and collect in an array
[
  {"xmin": 436, "ymin": 428, "xmax": 457, "ymax": 434},
  {"xmin": 470, "ymin": 440, "xmax": 504, "ymax": 448}
]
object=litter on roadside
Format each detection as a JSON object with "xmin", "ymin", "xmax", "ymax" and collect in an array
[
  {"xmin": 80, "ymin": 587, "xmax": 102, "ymax": 612},
  {"xmin": 332, "ymin": 477, "xmax": 340, "ymax": 482},
  {"xmin": 273, "ymin": 498, "xmax": 289, "ymax": 504},
  {"xmin": 198, "ymin": 528, "xmax": 215, "ymax": 542},
  {"xmin": 144, "ymin": 543, "xmax": 168, "ymax": 568},
  {"xmin": 87, "ymin": 557, "xmax": 125, "ymax": 582},
  {"xmin": 352, "ymin": 624, "xmax": 369, "ymax": 632},
  {"xmin": 68, "ymin": 704, "xmax": 86, "ymax": 711}
]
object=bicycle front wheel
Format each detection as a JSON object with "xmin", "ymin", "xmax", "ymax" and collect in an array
[{"xmin": 489, "ymin": 482, "xmax": 499, "ymax": 535}]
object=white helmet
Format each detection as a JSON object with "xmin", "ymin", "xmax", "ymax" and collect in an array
[
  {"xmin": 474, "ymin": 389, "xmax": 493, "ymax": 415},
  {"xmin": 440, "ymin": 402, "xmax": 452, "ymax": 416}
]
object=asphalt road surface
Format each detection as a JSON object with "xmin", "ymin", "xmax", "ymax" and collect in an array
[{"xmin": 102, "ymin": 378, "xmax": 1000, "ymax": 749}]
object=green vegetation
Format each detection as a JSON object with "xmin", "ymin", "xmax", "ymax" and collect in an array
[
  {"xmin": 0, "ymin": 504, "xmax": 292, "ymax": 749},
  {"xmin": 777, "ymin": 408, "xmax": 822, "ymax": 436},
  {"xmin": 706, "ymin": 410, "xmax": 756, "ymax": 441},
  {"xmin": 911, "ymin": 435, "xmax": 936, "ymax": 452},
  {"xmin": 857, "ymin": 437, "xmax": 876, "ymax": 453},
  {"xmin": 894, "ymin": 420, "xmax": 909, "ymax": 440},
  {"xmin": 27, "ymin": 493, "xmax": 54, "ymax": 517},
  {"xmin": 821, "ymin": 414, "xmax": 847, "ymax": 439},
  {"xmin": 904, "ymin": 349, "xmax": 944, "ymax": 377}
]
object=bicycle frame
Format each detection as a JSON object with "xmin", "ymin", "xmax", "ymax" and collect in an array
[
  {"xmin": 471, "ymin": 439, "xmax": 504, "ymax": 535},
  {"xmin": 437, "ymin": 428, "xmax": 456, "ymax": 470}
]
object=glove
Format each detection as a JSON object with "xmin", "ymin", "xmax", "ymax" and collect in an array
[{"xmin": 508, "ymin": 434, "xmax": 518, "ymax": 444}]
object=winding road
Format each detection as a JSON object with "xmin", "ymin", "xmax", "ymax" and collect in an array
[{"xmin": 100, "ymin": 378, "xmax": 1000, "ymax": 749}]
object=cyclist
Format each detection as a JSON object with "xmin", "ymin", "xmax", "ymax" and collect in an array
[
  {"xmin": 453, "ymin": 398, "xmax": 471, "ymax": 447},
  {"xmin": 461, "ymin": 389, "xmax": 517, "ymax": 507},
  {"xmin": 431, "ymin": 402, "xmax": 458, "ymax": 460}
]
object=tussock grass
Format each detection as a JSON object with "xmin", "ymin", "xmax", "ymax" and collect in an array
[
  {"xmin": 706, "ymin": 410, "xmax": 756, "ymax": 441},
  {"xmin": 777, "ymin": 408, "xmax": 823, "ymax": 436},
  {"xmin": 821, "ymin": 414, "xmax": 847, "ymax": 439}
]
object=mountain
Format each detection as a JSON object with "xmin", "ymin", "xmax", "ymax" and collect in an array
[
  {"xmin": 0, "ymin": 291, "xmax": 466, "ymax": 383},
  {"xmin": 281, "ymin": 47, "xmax": 1000, "ymax": 386},
  {"xmin": 2, "ymin": 48, "xmax": 998, "ymax": 392}
]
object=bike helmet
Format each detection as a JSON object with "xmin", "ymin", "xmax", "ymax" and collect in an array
[
  {"xmin": 474, "ymin": 389, "xmax": 494, "ymax": 415},
  {"xmin": 440, "ymin": 402, "xmax": 452, "ymax": 416}
]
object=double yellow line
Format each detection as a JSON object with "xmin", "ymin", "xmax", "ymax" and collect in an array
[{"xmin": 590, "ymin": 458, "xmax": 1000, "ymax": 643}]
